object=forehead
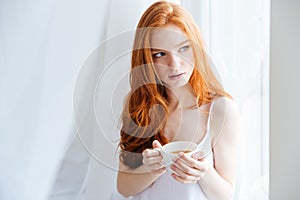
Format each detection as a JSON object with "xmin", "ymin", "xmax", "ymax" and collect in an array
[{"xmin": 150, "ymin": 25, "xmax": 188, "ymax": 50}]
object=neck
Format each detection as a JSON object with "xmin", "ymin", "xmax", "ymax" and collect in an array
[{"xmin": 166, "ymin": 84, "xmax": 197, "ymax": 110}]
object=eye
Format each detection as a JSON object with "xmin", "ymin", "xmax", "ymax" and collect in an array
[
  {"xmin": 179, "ymin": 45, "xmax": 190, "ymax": 52},
  {"xmin": 152, "ymin": 52, "xmax": 166, "ymax": 58}
]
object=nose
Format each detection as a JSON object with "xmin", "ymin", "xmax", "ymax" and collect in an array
[{"xmin": 168, "ymin": 53, "xmax": 181, "ymax": 70}]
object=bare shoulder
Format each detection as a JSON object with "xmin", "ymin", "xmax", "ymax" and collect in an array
[
  {"xmin": 211, "ymin": 97, "xmax": 239, "ymax": 117},
  {"xmin": 209, "ymin": 97, "xmax": 240, "ymax": 143}
]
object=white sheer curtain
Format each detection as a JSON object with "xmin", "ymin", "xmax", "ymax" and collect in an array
[
  {"xmin": 0, "ymin": 0, "xmax": 169, "ymax": 200},
  {"xmin": 74, "ymin": 1, "xmax": 162, "ymax": 199},
  {"xmin": 182, "ymin": 0, "xmax": 270, "ymax": 199},
  {"xmin": 0, "ymin": 0, "xmax": 109, "ymax": 199}
]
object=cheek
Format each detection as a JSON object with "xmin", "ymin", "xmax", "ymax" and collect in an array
[
  {"xmin": 153, "ymin": 58, "xmax": 168, "ymax": 67},
  {"xmin": 183, "ymin": 59, "xmax": 194, "ymax": 71},
  {"xmin": 185, "ymin": 53, "xmax": 194, "ymax": 65},
  {"xmin": 180, "ymin": 51, "xmax": 194, "ymax": 67},
  {"xmin": 155, "ymin": 64, "xmax": 168, "ymax": 76}
]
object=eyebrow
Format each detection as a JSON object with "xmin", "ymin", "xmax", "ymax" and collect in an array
[
  {"xmin": 175, "ymin": 39, "xmax": 190, "ymax": 48},
  {"xmin": 150, "ymin": 40, "xmax": 190, "ymax": 52},
  {"xmin": 150, "ymin": 48, "xmax": 163, "ymax": 52}
]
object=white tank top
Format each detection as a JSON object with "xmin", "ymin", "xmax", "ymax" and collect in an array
[{"xmin": 131, "ymin": 101, "xmax": 215, "ymax": 200}]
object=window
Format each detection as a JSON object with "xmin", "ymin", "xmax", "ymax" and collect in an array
[{"xmin": 182, "ymin": 1, "xmax": 270, "ymax": 199}]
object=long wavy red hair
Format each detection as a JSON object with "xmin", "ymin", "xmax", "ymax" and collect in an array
[{"xmin": 119, "ymin": 1, "xmax": 229, "ymax": 169}]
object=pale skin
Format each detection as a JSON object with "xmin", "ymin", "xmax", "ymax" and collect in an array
[{"xmin": 117, "ymin": 25, "xmax": 240, "ymax": 200}]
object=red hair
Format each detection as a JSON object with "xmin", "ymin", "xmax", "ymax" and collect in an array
[{"xmin": 119, "ymin": 1, "xmax": 229, "ymax": 169}]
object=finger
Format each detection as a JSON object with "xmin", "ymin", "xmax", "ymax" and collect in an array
[
  {"xmin": 152, "ymin": 166, "xmax": 166, "ymax": 174},
  {"xmin": 142, "ymin": 155, "xmax": 163, "ymax": 165},
  {"xmin": 150, "ymin": 163, "xmax": 166, "ymax": 172},
  {"xmin": 170, "ymin": 164, "xmax": 200, "ymax": 182},
  {"xmin": 177, "ymin": 153, "xmax": 208, "ymax": 171},
  {"xmin": 171, "ymin": 160, "xmax": 201, "ymax": 177},
  {"xmin": 142, "ymin": 149, "xmax": 161, "ymax": 157},
  {"xmin": 171, "ymin": 171, "xmax": 198, "ymax": 184},
  {"xmin": 152, "ymin": 140, "xmax": 163, "ymax": 148},
  {"xmin": 192, "ymin": 151, "xmax": 211, "ymax": 162},
  {"xmin": 191, "ymin": 151, "xmax": 206, "ymax": 160}
]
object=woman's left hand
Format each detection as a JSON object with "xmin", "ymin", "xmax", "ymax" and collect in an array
[{"xmin": 170, "ymin": 151, "xmax": 210, "ymax": 183}]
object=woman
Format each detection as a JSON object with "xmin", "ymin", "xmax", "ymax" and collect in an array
[{"xmin": 117, "ymin": 1, "xmax": 240, "ymax": 200}]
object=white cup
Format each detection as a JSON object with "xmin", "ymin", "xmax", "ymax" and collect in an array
[{"xmin": 158, "ymin": 141, "xmax": 198, "ymax": 169}]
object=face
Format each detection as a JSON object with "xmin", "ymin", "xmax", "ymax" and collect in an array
[{"xmin": 150, "ymin": 25, "xmax": 194, "ymax": 89}]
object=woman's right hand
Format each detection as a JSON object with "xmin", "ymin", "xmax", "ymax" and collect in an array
[
  {"xmin": 117, "ymin": 140, "xmax": 166, "ymax": 197},
  {"xmin": 139, "ymin": 140, "xmax": 166, "ymax": 174}
]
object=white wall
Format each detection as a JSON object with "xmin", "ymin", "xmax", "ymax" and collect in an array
[{"xmin": 270, "ymin": 0, "xmax": 300, "ymax": 199}]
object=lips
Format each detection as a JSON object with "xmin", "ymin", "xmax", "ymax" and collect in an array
[{"xmin": 169, "ymin": 72, "xmax": 186, "ymax": 80}]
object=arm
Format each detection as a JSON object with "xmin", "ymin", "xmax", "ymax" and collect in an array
[
  {"xmin": 117, "ymin": 140, "xmax": 166, "ymax": 198},
  {"xmin": 171, "ymin": 97, "xmax": 240, "ymax": 200},
  {"xmin": 199, "ymin": 98, "xmax": 240, "ymax": 200}
]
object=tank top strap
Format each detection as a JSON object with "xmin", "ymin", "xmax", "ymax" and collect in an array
[
  {"xmin": 206, "ymin": 100, "xmax": 215, "ymax": 133},
  {"xmin": 197, "ymin": 100, "xmax": 215, "ymax": 147},
  {"xmin": 196, "ymin": 100, "xmax": 216, "ymax": 162}
]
